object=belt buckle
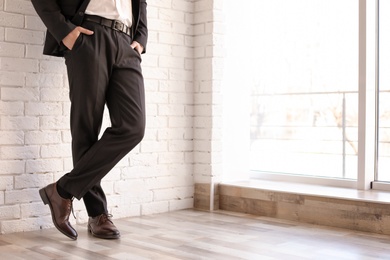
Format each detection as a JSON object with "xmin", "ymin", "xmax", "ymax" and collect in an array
[{"xmin": 112, "ymin": 20, "xmax": 124, "ymax": 32}]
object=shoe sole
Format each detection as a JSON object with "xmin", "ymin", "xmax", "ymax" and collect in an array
[
  {"xmin": 39, "ymin": 187, "xmax": 77, "ymax": 240},
  {"xmin": 88, "ymin": 225, "xmax": 120, "ymax": 239}
]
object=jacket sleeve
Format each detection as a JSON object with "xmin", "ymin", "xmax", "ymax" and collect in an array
[
  {"xmin": 134, "ymin": 0, "xmax": 148, "ymax": 53},
  {"xmin": 31, "ymin": 0, "xmax": 76, "ymax": 44}
]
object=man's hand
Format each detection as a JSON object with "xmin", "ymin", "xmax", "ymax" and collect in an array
[
  {"xmin": 130, "ymin": 41, "xmax": 144, "ymax": 54},
  {"xmin": 62, "ymin": 27, "xmax": 94, "ymax": 50}
]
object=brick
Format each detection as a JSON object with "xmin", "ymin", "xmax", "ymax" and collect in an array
[
  {"xmin": 62, "ymin": 103, "xmax": 71, "ymax": 116},
  {"xmin": 0, "ymin": 216, "xmax": 52, "ymax": 233},
  {"xmin": 26, "ymin": 73, "xmax": 63, "ymax": 87},
  {"xmin": 159, "ymin": 8, "xmax": 185, "ymax": 23},
  {"xmin": 0, "ymin": 42, "xmax": 24, "ymax": 57},
  {"xmin": 185, "ymin": 13, "xmax": 193, "ymax": 24},
  {"xmin": 0, "ymin": 101, "xmax": 24, "ymax": 116},
  {"xmin": 146, "ymin": 43, "xmax": 172, "ymax": 56},
  {"xmin": 39, "ymin": 60, "xmax": 66, "ymax": 73},
  {"xmin": 0, "ymin": 11, "xmax": 24, "ymax": 27},
  {"xmin": 41, "ymin": 88, "xmax": 69, "ymax": 102},
  {"xmin": 0, "ymin": 131, "xmax": 24, "ymax": 145},
  {"xmin": 25, "ymin": 45, "xmax": 44, "ymax": 59},
  {"xmin": 0, "ymin": 27, "xmax": 4, "ymax": 41},
  {"xmin": 0, "ymin": 205, "xmax": 20, "ymax": 219},
  {"xmin": 5, "ymin": 189, "xmax": 41, "ymax": 204},
  {"xmin": 0, "ymin": 57, "xmax": 38, "ymax": 72},
  {"xmin": 21, "ymin": 202, "xmax": 50, "ymax": 218},
  {"xmin": 150, "ymin": 0, "xmax": 172, "ymax": 8},
  {"xmin": 40, "ymin": 116, "xmax": 70, "ymax": 130},
  {"xmin": 4, "ymin": 0, "xmax": 36, "ymax": 15},
  {"xmin": 172, "ymin": 22, "xmax": 192, "ymax": 35},
  {"xmin": 144, "ymin": 175, "xmax": 176, "ymax": 190},
  {"xmin": 0, "ymin": 71, "xmax": 25, "ymax": 86},
  {"xmin": 0, "ymin": 160, "xmax": 25, "ymax": 174},
  {"xmin": 128, "ymin": 189, "xmax": 153, "ymax": 204},
  {"xmin": 114, "ymin": 179, "xmax": 149, "ymax": 196},
  {"xmin": 147, "ymin": 6, "xmax": 158, "ymax": 19},
  {"xmin": 25, "ymin": 15, "xmax": 45, "ymax": 30},
  {"xmin": 129, "ymin": 152, "xmax": 158, "ymax": 166},
  {"xmin": 145, "ymin": 103, "xmax": 157, "ymax": 116},
  {"xmin": 0, "ymin": 175, "xmax": 13, "ymax": 190},
  {"xmin": 102, "ymin": 168, "xmax": 121, "ymax": 181},
  {"xmin": 168, "ymin": 116, "xmax": 192, "ymax": 128},
  {"xmin": 168, "ymin": 140, "xmax": 192, "ymax": 152},
  {"xmin": 143, "ymin": 67, "xmax": 169, "ymax": 80},
  {"xmin": 153, "ymin": 186, "xmax": 194, "ymax": 201},
  {"xmin": 25, "ymin": 102, "xmax": 62, "ymax": 116},
  {"xmin": 140, "ymin": 140, "xmax": 168, "ymax": 153},
  {"xmin": 26, "ymin": 158, "xmax": 63, "ymax": 173},
  {"xmin": 172, "ymin": 45, "xmax": 192, "ymax": 58},
  {"xmin": 61, "ymin": 130, "xmax": 72, "ymax": 143},
  {"xmin": 0, "ymin": 192, "xmax": 4, "ymax": 205},
  {"xmin": 141, "ymin": 201, "xmax": 169, "ymax": 215},
  {"xmin": 194, "ymin": 10, "xmax": 213, "ymax": 24},
  {"xmin": 194, "ymin": 24, "xmax": 205, "ymax": 35},
  {"xmin": 111, "ymin": 203, "xmax": 141, "ymax": 218},
  {"xmin": 169, "ymin": 69, "xmax": 192, "ymax": 81},
  {"xmin": 25, "ymin": 131, "xmax": 61, "ymax": 145},
  {"xmin": 159, "ymin": 80, "xmax": 187, "ymax": 93},
  {"xmin": 1, "ymin": 116, "xmax": 39, "ymax": 130},
  {"xmin": 194, "ymin": 0, "xmax": 213, "ymax": 12},
  {"xmin": 172, "ymin": 0, "xmax": 193, "ymax": 12},
  {"xmin": 157, "ymin": 128, "xmax": 188, "ymax": 140},
  {"xmin": 169, "ymin": 198, "xmax": 193, "ymax": 211},
  {"xmin": 148, "ymin": 18, "xmax": 171, "ymax": 33},
  {"xmin": 0, "ymin": 145, "xmax": 39, "ymax": 160},
  {"xmin": 158, "ymin": 104, "xmax": 185, "ymax": 116},
  {"xmin": 40, "ymin": 144, "xmax": 71, "ymax": 158},
  {"xmin": 159, "ymin": 55, "xmax": 184, "ymax": 68},
  {"xmin": 14, "ymin": 173, "xmax": 53, "ymax": 189},
  {"xmin": 1, "ymin": 87, "xmax": 39, "ymax": 101},
  {"xmin": 159, "ymin": 32, "xmax": 184, "ymax": 45},
  {"xmin": 5, "ymin": 28, "xmax": 44, "ymax": 44},
  {"xmin": 142, "ymin": 54, "xmax": 158, "ymax": 67},
  {"xmin": 158, "ymin": 152, "xmax": 185, "ymax": 164},
  {"xmin": 145, "ymin": 92, "xmax": 169, "ymax": 105},
  {"xmin": 63, "ymin": 157, "xmax": 73, "ymax": 172},
  {"xmin": 194, "ymin": 46, "xmax": 205, "ymax": 58}
]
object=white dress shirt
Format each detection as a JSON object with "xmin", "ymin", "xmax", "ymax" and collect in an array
[{"xmin": 85, "ymin": 0, "xmax": 132, "ymax": 27}]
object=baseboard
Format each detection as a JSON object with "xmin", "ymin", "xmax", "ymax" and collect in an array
[
  {"xmin": 194, "ymin": 183, "xmax": 219, "ymax": 211},
  {"xmin": 219, "ymin": 181, "xmax": 390, "ymax": 235}
]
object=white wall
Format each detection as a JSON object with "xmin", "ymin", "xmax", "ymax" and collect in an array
[{"xmin": 0, "ymin": 0, "xmax": 208, "ymax": 234}]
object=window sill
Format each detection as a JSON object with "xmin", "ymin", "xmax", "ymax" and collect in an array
[{"xmin": 221, "ymin": 179, "xmax": 390, "ymax": 204}]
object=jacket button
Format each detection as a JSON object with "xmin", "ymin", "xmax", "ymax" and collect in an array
[{"xmin": 79, "ymin": 11, "xmax": 84, "ymax": 16}]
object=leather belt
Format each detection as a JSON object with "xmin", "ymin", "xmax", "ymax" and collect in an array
[{"xmin": 83, "ymin": 15, "xmax": 132, "ymax": 37}]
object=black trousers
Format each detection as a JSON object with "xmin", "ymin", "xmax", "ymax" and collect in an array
[{"xmin": 57, "ymin": 20, "xmax": 145, "ymax": 217}]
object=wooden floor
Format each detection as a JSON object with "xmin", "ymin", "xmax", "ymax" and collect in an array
[{"xmin": 1, "ymin": 209, "xmax": 390, "ymax": 259}]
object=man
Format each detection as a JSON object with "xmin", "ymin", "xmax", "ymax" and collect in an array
[{"xmin": 31, "ymin": 0, "xmax": 148, "ymax": 240}]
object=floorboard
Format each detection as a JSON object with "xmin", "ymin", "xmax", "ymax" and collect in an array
[{"xmin": 1, "ymin": 209, "xmax": 390, "ymax": 259}]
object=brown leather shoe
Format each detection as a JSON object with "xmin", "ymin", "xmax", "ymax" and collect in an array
[
  {"xmin": 88, "ymin": 214, "xmax": 120, "ymax": 239},
  {"xmin": 39, "ymin": 183, "xmax": 78, "ymax": 240}
]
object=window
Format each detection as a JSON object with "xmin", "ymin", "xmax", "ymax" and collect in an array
[
  {"xmin": 223, "ymin": 0, "xmax": 381, "ymax": 189},
  {"xmin": 377, "ymin": 0, "xmax": 390, "ymax": 182}
]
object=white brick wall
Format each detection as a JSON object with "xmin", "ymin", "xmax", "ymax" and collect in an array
[
  {"xmin": 193, "ymin": 0, "xmax": 224, "ymax": 187},
  {"xmin": 0, "ymin": 0, "xmax": 224, "ymax": 234}
]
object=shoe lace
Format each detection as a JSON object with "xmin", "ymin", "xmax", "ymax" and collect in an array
[
  {"xmin": 69, "ymin": 198, "xmax": 76, "ymax": 219},
  {"xmin": 99, "ymin": 213, "xmax": 114, "ymax": 224}
]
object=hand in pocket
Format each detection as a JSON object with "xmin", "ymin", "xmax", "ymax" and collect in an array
[{"xmin": 62, "ymin": 26, "xmax": 94, "ymax": 50}]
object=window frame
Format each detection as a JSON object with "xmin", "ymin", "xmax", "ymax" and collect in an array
[{"xmin": 236, "ymin": 0, "xmax": 388, "ymax": 192}]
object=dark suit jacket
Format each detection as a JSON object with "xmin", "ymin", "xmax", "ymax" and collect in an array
[{"xmin": 31, "ymin": 0, "xmax": 148, "ymax": 57}]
